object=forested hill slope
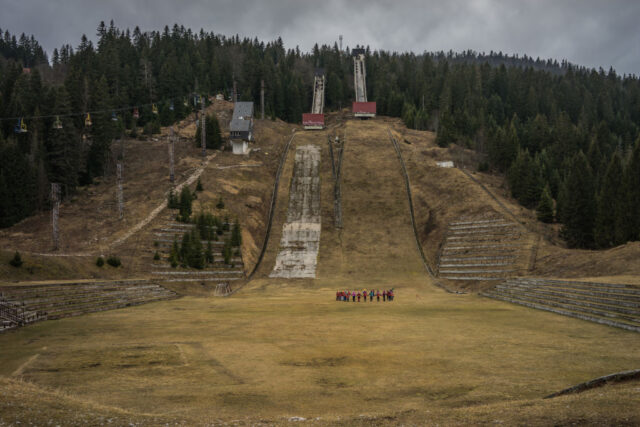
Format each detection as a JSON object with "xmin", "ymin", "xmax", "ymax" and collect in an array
[{"xmin": 1, "ymin": 22, "xmax": 639, "ymax": 250}]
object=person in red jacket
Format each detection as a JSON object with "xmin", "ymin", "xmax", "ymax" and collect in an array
[
  {"xmin": 357, "ymin": 292, "xmax": 361, "ymax": 302},
  {"xmin": 376, "ymin": 290, "xmax": 381, "ymax": 302}
]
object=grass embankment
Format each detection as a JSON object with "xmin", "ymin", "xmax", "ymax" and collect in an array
[{"xmin": 1, "ymin": 285, "xmax": 639, "ymax": 424}]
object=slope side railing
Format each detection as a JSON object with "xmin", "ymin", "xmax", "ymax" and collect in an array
[
  {"xmin": 246, "ymin": 132, "xmax": 297, "ymax": 280},
  {"xmin": 387, "ymin": 130, "xmax": 462, "ymax": 294}
]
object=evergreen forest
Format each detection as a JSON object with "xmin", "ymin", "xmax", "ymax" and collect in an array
[{"xmin": 1, "ymin": 22, "xmax": 639, "ymax": 249}]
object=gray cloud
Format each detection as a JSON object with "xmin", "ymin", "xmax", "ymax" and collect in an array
[{"xmin": 1, "ymin": 0, "xmax": 638, "ymax": 75}]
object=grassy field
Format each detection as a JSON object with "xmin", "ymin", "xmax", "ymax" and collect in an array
[{"xmin": 1, "ymin": 283, "xmax": 639, "ymax": 424}]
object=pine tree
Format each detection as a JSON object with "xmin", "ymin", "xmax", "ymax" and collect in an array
[
  {"xmin": 188, "ymin": 229, "xmax": 204, "ymax": 269},
  {"xmin": 169, "ymin": 240, "xmax": 179, "ymax": 268},
  {"xmin": 621, "ymin": 139, "xmax": 640, "ymax": 242},
  {"xmin": 194, "ymin": 113, "xmax": 223, "ymax": 149},
  {"xmin": 231, "ymin": 219, "xmax": 242, "ymax": 247},
  {"xmin": 536, "ymin": 185, "xmax": 554, "ymax": 223},
  {"xmin": 178, "ymin": 186, "xmax": 193, "ymax": 222},
  {"xmin": 594, "ymin": 152, "xmax": 624, "ymax": 248},
  {"xmin": 560, "ymin": 152, "xmax": 596, "ymax": 248},
  {"xmin": 84, "ymin": 75, "xmax": 113, "ymax": 183},
  {"xmin": 205, "ymin": 240, "xmax": 214, "ymax": 264}
]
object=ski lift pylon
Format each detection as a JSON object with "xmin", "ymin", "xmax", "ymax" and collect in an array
[{"xmin": 84, "ymin": 113, "xmax": 92, "ymax": 127}]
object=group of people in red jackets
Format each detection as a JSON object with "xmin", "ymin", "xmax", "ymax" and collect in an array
[{"xmin": 336, "ymin": 289, "xmax": 394, "ymax": 302}]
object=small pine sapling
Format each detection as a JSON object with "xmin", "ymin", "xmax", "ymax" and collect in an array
[{"xmin": 9, "ymin": 251, "xmax": 23, "ymax": 267}]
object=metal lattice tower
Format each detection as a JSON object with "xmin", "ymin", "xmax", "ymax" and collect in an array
[
  {"xmin": 261, "ymin": 79, "xmax": 265, "ymax": 120},
  {"xmin": 201, "ymin": 101, "xmax": 206, "ymax": 157},
  {"xmin": 169, "ymin": 126, "xmax": 175, "ymax": 183},
  {"xmin": 116, "ymin": 162, "xmax": 124, "ymax": 219},
  {"xmin": 51, "ymin": 183, "xmax": 60, "ymax": 250}
]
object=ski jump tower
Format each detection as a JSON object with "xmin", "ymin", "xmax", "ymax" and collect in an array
[
  {"xmin": 352, "ymin": 48, "xmax": 376, "ymax": 118},
  {"xmin": 303, "ymin": 69, "xmax": 325, "ymax": 130}
]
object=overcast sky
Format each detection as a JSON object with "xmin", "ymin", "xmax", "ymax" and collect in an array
[{"xmin": 1, "ymin": 0, "xmax": 639, "ymax": 75}]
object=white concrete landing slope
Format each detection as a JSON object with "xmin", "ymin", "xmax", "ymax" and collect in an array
[{"xmin": 270, "ymin": 145, "xmax": 321, "ymax": 278}]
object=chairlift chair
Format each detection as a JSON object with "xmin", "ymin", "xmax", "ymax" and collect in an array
[
  {"xmin": 111, "ymin": 111, "xmax": 118, "ymax": 122},
  {"xmin": 53, "ymin": 116, "xmax": 63, "ymax": 129},
  {"xmin": 14, "ymin": 118, "xmax": 27, "ymax": 133},
  {"xmin": 84, "ymin": 113, "xmax": 92, "ymax": 127},
  {"xmin": 169, "ymin": 101, "xmax": 174, "ymax": 111},
  {"xmin": 152, "ymin": 104, "xmax": 159, "ymax": 115},
  {"xmin": 133, "ymin": 108, "xmax": 140, "ymax": 119}
]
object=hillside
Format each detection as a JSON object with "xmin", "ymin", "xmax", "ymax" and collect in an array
[
  {"xmin": 0, "ymin": 100, "xmax": 295, "ymax": 284},
  {"xmin": 1, "ymin": 111, "xmax": 640, "ymax": 425}
]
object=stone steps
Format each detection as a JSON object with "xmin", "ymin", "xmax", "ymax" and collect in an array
[
  {"xmin": 1, "ymin": 284, "xmax": 143, "ymax": 299},
  {"xmin": 439, "ymin": 269, "xmax": 516, "ymax": 274},
  {"xmin": 446, "ymin": 234, "xmax": 521, "ymax": 241},
  {"xmin": 501, "ymin": 281, "xmax": 640, "ymax": 304},
  {"xmin": 482, "ymin": 290, "xmax": 640, "ymax": 333},
  {"xmin": 0, "ymin": 281, "xmax": 178, "ymax": 324},
  {"xmin": 150, "ymin": 270, "xmax": 243, "ymax": 276},
  {"xmin": 450, "ymin": 219, "xmax": 506, "ymax": 226},
  {"xmin": 449, "ymin": 228, "xmax": 519, "ymax": 236},
  {"xmin": 155, "ymin": 239, "xmax": 227, "ymax": 245},
  {"xmin": 449, "ymin": 223, "xmax": 513, "ymax": 231},
  {"xmin": 440, "ymin": 262, "xmax": 513, "ymax": 268},
  {"xmin": 440, "ymin": 256, "xmax": 516, "ymax": 262},
  {"xmin": 493, "ymin": 286, "xmax": 640, "ymax": 320},
  {"xmin": 46, "ymin": 293, "xmax": 175, "ymax": 320},
  {"xmin": 27, "ymin": 290, "xmax": 174, "ymax": 318},
  {"xmin": 6, "ymin": 285, "xmax": 165, "ymax": 306},
  {"xmin": 517, "ymin": 279, "xmax": 640, "ymax": 296},
  {"xmin": 481, "ymin": 278, "xmax": 640, "ymax": 332},
  {"xmin": 443, "ymin": 243, "xmax": 523, "ymax": 250}
]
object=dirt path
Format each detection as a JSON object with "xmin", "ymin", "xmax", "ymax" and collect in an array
[{"xmin": 108, "ymin": 153, "xmax": 217, "ymax": 250}]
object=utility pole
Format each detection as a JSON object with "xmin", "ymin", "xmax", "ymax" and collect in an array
[
  {"xmin": 116, "ymin": 162, "xmax": 124, "ymax": 219},
  {"xmin": 51, "ymin": 183, "xmax": 60, "ymax": 250},
  {"xmin": 261, "ymin": 79, "xmax": 265, "ymax": 120},
  {"xmin": 169, "ymin": 126, "xmax": 175, "ymax": 183},
  {"xmin": 339, "ymin": 35, "xmax": 343, "ymax": 51},
  {"xmin": 233, "ymin": 79, "xmax": 237, "ymax": 103},
  {"xmin": 201, "ymin": 99, "xmax": 206, "ymax": 157}
]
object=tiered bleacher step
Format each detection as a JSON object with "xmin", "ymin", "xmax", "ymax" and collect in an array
[
  {"xmin": 0, "ymin": 280, "xmax": 177, "ymax": 323},
  {"xmin": 481, "ymin": 278, "xmax": 640, "ymax": 332},
  {"xmin": 150, "ymin": 214, "xmax": 245, "ymax": 287},
  {"xmin": 437, "ymin": 216, "xmax": 532, "ymax": 281},
  {"xmin": 1, "ymin": 294, "xmax": 45, "ymax": 332}
]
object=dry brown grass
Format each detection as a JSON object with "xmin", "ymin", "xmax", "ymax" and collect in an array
[
  {"xmin": 1, "ymin": 114, "xmax": 640, "ymax": 425},
  {"xmin": 1, "ymin": 284, "xmax": 639, "ymax": 425}
]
